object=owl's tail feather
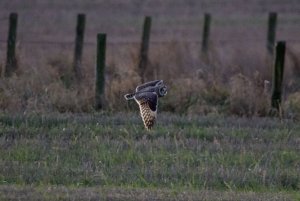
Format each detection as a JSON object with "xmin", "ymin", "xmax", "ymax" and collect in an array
[{"xmin": 124, "ymin": 93, "xmax": 135, "ymax": 100}]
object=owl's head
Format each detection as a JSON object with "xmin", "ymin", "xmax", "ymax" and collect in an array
[{"xmin": 156, "ymin": 85, "xmax": 167, "ymax": 97}]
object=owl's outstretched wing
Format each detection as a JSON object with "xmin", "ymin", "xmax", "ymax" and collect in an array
[
  {"xmin": 135, "ymin": 80, "xmax": 163, "ymax": 92},
  {"xmin": 134, "ymin": 92, "xmax": 158, "ymax": 130}
]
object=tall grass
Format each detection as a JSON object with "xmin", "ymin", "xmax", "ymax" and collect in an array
[
  {"xmin": 0, "ymin": 1, "xmax": 300, "ymax": 117},
  {"xmin": 0, "ymin": 41, "xmax": 300, "ymax": 118}
]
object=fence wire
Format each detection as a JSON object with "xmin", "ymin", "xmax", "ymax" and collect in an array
[{"xmin": 0, "ymin": 39, "xmax": 300, "ymax": 47}]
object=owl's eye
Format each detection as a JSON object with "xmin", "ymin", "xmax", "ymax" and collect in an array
[{"xmin": 159, "ymin": 86, "xmax": 167, "ymax": 96}]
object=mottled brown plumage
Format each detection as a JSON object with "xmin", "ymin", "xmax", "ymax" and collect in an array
[
  {"xmin": 124, "ymin": 80, "xmax": 167, "ymax": 130},
  {"xmin": 136, "ymin": 98, "xmax": 157, "ymax": 130}
]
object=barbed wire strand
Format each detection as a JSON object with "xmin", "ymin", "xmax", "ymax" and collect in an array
[{"xmin": 0, "ymin": 39, "xmax": 300, "ymax": 46}]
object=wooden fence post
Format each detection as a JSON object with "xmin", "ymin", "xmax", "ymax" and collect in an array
[
  {"xmin": 267, "ymin": 12, "xmax": 277, "ymax": 55},
  {"xmin": 202, "ymin": 13, "xmax": 211, "ymax": 54},
  {"xmin": 95, "ymin": 33, "xmax": 106, "ymax": 110},
  {"xmin": 5, "ymin": 13, "xmax": 18, "ymax": 77},
  {"xmin": 73, "ymin": 13, "xmax": 86, "ymax": 81},
  {"xmin": 138, "ymin": 16, "xmax": 152, "ymax": 83},
  {"xmin": 271, "ymin": 41, "xmax": 285, "ymax": 112}
]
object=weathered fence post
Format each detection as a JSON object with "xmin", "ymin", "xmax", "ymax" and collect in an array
[
  {"xmin": 138, "ymin": 16, "xmax": 152, "ymax": 83},
  {"xmin": 267, "ymin": 12, "xmax": 277, "ymax": 55},
  {"xmin": 73, "ymin": 13, "xmax": 86, "ymax": 81},
  {"xmin": 271, "ymin": 41, "xmax": 285, "ymax": 112},
  {"xmin": 202, "ymin": 13, "xmax": 211, "ymax": 54},
  {"xmin": 5, "ymin": 13, "xmax": 18, "ymax": 77},
  {"xmin": 95, "ymin": 33, "xmax": 106, "ymax": 110}
]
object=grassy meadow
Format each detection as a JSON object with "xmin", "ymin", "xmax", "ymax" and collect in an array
[
  {"xmin": 0, "ymin": 112, "xmax": 299, "ymax": 200},
  {"xmin": 0, "ymin": 1, "xmax": 300, "ymax": 200}
]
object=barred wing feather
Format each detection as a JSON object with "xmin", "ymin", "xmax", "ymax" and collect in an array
[{"xmin": 134, "ymin": 92, "xmax": 158, "ymax": 130}]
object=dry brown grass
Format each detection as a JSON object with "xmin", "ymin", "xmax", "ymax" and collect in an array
[
  {"xmin": 0, "ymin": 41, "xmax": 300, "ymax": 117},
  {"xmin": 0, "ymin": 1, "xmax": 300, "ymax": 117},
  {"xmin": 229, "ymin": 73, "xmax": 269, "ymax": 116}
]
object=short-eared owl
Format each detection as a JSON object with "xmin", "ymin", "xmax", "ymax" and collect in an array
[{"xmin": 124, "ymin": 80, "xmax": 167, "ymax": 130}]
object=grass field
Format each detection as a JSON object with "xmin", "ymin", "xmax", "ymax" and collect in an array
[
  {"xmin": 0, "ymin": 112, "xmax": 299, "ymax": 200},
  {"xmin": 0, "ymin": 1, "xmax": 300, "ymax": 200}
]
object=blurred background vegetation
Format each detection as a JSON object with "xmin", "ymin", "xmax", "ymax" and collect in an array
[{"xmin": 0, "ymin": 0, "xmax": 299, "ymax": 118}]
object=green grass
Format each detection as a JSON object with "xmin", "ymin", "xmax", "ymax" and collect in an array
[{"xmin": 0, "ymin": 113, "xmax": 299, "ymax": 200}]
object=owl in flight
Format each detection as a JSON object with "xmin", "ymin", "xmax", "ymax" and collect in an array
[{"xmin": 124, "ymin": 80, "xmax": 167, "ymax": 130}]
